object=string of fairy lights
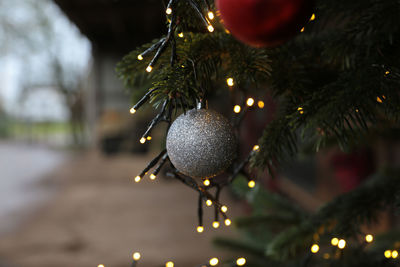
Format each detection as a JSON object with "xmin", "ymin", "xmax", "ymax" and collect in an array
[
  {"xmin": 136, "ymin": 0, "xmax": 216, "ymax": 75},
  {"xmin": 95, "ymin": 233, "xmax": 399, "ymax": 267},
  {"xmin": 309, "ymin": 234, "xmax": 399, "ymax": 261},
  {"xmin": 97, "ymin": 252, "xmax": 248, "ymax": 267}
]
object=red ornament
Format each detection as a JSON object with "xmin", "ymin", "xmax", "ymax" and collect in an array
[{"xmin": 216, "ymin": 0, "xmax": 314, "ymax": 47}]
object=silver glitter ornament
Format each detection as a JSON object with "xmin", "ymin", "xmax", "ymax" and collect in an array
[{"xmin": 166, "ymin": 108, "xmax": 237, "ymax": 179}]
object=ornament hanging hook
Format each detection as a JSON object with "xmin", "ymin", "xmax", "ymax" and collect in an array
[{"xmin": 189, "ymin": 58, "xmax": 208, "ymax": 109}]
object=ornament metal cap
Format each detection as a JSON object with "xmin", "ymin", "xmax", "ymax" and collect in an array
[{"xmin": 197, "ymin": 99, "xmax": 208, "ymax": 109}]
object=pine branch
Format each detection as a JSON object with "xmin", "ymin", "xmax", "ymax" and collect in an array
[{"xmin": 266, "ymin": 168, "xmax": 400, "ymax": 259}]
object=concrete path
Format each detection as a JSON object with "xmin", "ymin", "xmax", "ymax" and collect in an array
[
  {"xmin": 0, "ymin": 150, "xmax": 245, "ymax": 267},
  {"xmin": 0, "ymin": 141, "xmax": 67, "ymax": 234}
]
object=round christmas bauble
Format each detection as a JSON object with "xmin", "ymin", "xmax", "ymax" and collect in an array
[
  {"xmin": 216, "ymin": 0, "xmax": 314, "ymax": 47},
  {"xmin": 166, "ymin": 108, "xmax": 237, "ymax": 179}
]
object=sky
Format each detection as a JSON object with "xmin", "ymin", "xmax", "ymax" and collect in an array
[{"xmin": 0, "ymin": 0, "xmax": 91, "ymax": 121}]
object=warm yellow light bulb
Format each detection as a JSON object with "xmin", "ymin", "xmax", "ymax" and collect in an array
[
  {"xmin": 300, "ymin": 27, "xmax": 305, "ymax": 32},
  {"xmin": 207, "ymin": 25, "xmax": 214, "ymax": 32},
  {"xmin": 384, "ymin": 250, "xmax": 392, "ymax": 259},
  {"xmin": 146, "ymin": 136, "xmax": 152, "ymax": 141},
  {"xmin": 257, "ymin": 101, "xmax": 265, "ymax": 109},
  {"xmin": 150, "ymin": 174, "xmax": 156, "ymax": 180},
  {"xmin": 392, "ymin": 250, "xmax": 399, "ymax": 259},
  {"xmin": 385, "ymin": 70, "xmax": 390, "ymax": 75},
  {"xmin": 331, "ymin": 237, "xmax": 339, "ymax": 246},
  {"xmin": 178, "ymin": 32, "xmax": 184, "ymax": 38},
  {"xmin": 236, "ymin": 257, "xmax": 246, "ymax": 266},
  {"xmin": 246, "ymin": 98, "xmax": 255, "ymax": 106},
  {"xmin": 130, "ymin": 108, "xmax": 137, "ymax": 114},
  {"xmin": 233, "ymin": 105, "xmax": 241, "ymax": 114},
  {"xmin": 133, "ymin": 252, "xmax": 141, "ymax": 261},
  {"xmin": 209, "ymin": 257, "xmax": 219, "ymax": 266},
  {"xmin": 311, "ymin": 244, "xmax": 320, "ymax": 254},
  {"xmin": 221, "ymin": 205, "xmax": 228, "ymax": 213},
  {"xmin": 208, "ymin": 12, "xmax": 215, "ymax": 20},
  {"xmin": 310, "ymin": 13, "xmax": 316, "ymax": 21},
  {"xmin": 226, "ymin": 77, "xmax": 234, "ymax": 86},
  {"xmin": 338, "ymin": 239, "xmax": 346, "ymax": 249},
  {"xmin": 98, "ymin": 265, "xmax": 105, "ymax": 267},
  {"xmin": 248, "ymin": 180, "xmax": 256, "ymax": 188},
  {"xmin": 206, "ymin": 199, "xmax": 213, "ymax": 206},
  {"xmin": 197, "ymin": 226, "xmax": 204, "ymax": 233},
  {"xmin": 365, "ymin": 234, "xmax": 373, "ymax": 243},
  {"xmin": 166, "ymin": 8, "xmax": 172, "ymax": 14},
  {"xmin": 140, "ymin": 137, "xmax": 146, "ymax": 144},
  {"xmin": 212, "ymin": 221, "xmax": 220, "ymax": 229},
  {"xmin": 203, "ymin": 179, "xmax": 211, "ymax": 186},
  {"xmin": 137, "ymin": 54, "xmax": 143, "ymax": 61},
  {"xmin": 134, "ymin": 176, "xmax": 141, "ymax": 183},
  {"xmin": 224, "ymin": 218, "xmax": 231, "ymax": 226},
  {"xmin": 165, "ymin": 261, "xmax": 174, "ymax": 267},
  {"xmin": 146, "ymin": 66, "xmax": 153, "ymax": 73},
  {"xmin": 253, "ymin": 145, "xmax": 260, "ymax": 151}
]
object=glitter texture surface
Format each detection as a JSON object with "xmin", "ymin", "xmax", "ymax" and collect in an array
[{"xmin": 166, "ymin": 109, "xmax": 237, "ymax": 179}]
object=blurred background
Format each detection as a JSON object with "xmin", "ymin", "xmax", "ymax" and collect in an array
[{"xmin": 0, "ymin": 0, "xmax": 245, "ymax": 266}]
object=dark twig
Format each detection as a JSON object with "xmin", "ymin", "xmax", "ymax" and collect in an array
[
  {"xmin": 225, "ymin": 150, "xmax": 255, "ymax": 185},
  {"xmin": 131, "ymin": 260, "xmax": 138, "ymax": 267},
  {"xmin": 170, "ymin": 35, "xmax": 177, "ymax": 66},
  {"xmin": 166, "ymin": 0, "xmax": 177, "ymax": 11},
  {"xmin": 233, "ymin": 106, "xmax": 249, "ymax": 128},
  {"xmin": 214, "ymin": 185, "xmax": 221, "ymax": 222},
  {"xmin": 148, "ymin": 13, "xmax": 177, "ymax": 69},
  {"xmin": 152, "ymin": 153, "xmax": 169, "ymax": 176},
  {"xmin": 130, "ymin": 88, "xmax": 157, "ymax": 112},
  {"xmin": 301, "ymin": 253, "xmax": 313, "ymax": 267},
  {"xmin": 142, "ymin": 99, "xmax": 169, "ymax": 138},
  {"xmin": 239, "ymin": 170, "xmax": 253, "ymax": 181},
  {"xmin": 160, "ymin": 100, "xmax": 174, "ymax": 124},
  {"xmin": 140, "ymin": 0, "xmax": 211, "ymax": 70},
  {"xmin": 161, "ymin": 0, "xmax": 167, "ymax": 9},
  {"xmin": 198, "ymin": 194, "xmax": 204, "ymax": 227},
  {"xmin": 166, "ymin": 169, "xmax": 228, "ymax": 220},
  {"xmin": 186, "ymin": 0, "xmax": 210, "ymax": 28},
  {"xmin": 203, "ymin": 0, "xmax": 211, "ymax": 11},
  {"xmin": 140, "ymin": 38, "xmax": 165, "ymax": 57},
  {"xmin": 139, "ymin": 149, "xmax": 167, "ymax": 177}
]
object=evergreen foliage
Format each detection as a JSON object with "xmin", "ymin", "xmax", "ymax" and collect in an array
[
  {"xmin": 215, "ymin": 170, "xmax": 400, "ymax": 266},
  {"xmin": 117, "ymin": 0, "xmax": 400, "ymax": 265}
]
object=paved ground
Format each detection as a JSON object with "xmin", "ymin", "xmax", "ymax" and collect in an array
[
  {"xmin": 0, "ymin": 150, "xmax": 245, "ymax": 267},
  {"xmin": 0, "ymin": 142, "xmax": 67, "ymax": 234}
]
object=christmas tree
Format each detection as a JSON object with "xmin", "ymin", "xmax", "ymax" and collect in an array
[{"xmin": 117, "ymin": 0, "xmax": 400, "ymax": 266}]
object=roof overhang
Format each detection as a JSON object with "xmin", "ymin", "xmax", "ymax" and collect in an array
[{"xmin": 53, "ymin": 0, "xmax": 166, "ymax": 54}]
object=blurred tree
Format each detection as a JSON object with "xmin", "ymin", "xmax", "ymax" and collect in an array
[
  {"xmin": 0, "ymin": 0, "xmax": 90, "ymax": 145},
  {"xmin": 0, "ymin": 98, "xmax": 8, "ymax": 138}
]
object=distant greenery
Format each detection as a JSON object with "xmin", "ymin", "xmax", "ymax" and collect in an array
[
  {"xmin": 0, "ymin": 115, "xmax": 10, "ymax": 137},
  {"xmin": 1, "ymin": 120, "xmax": 72, "ymax": 139}
]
